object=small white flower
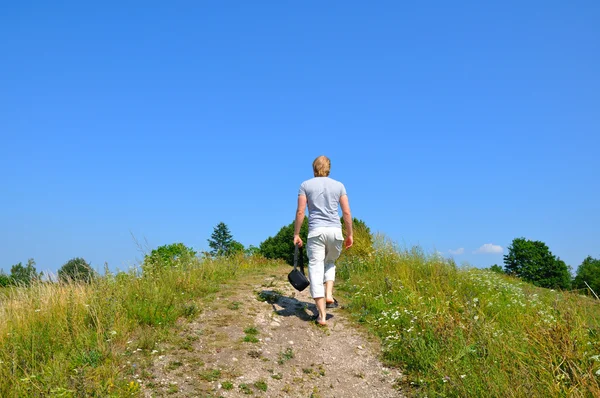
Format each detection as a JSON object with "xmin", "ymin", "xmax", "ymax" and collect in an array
[
  {"xmin": 474, "ymin": 315, "xmax": 479, "ymax": 321},
  {"xmin": 460, "ymin": 374, "xmax": 466, "ymax": 379}
]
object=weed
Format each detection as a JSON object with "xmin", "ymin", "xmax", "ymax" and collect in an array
[
  {"xmin": 244, "ymin": 327, "xmax": 259, "ymax": 335},
  {"xmin": 166, "ymin": 361, "xmax": 183, "ymax": 371},
  {"xmin": 254, "ymin": 379, "xmax": 268, "ymax": 392},
  {"xmin": 243, "ymin": 335, "xmax": 259, "ymax": 343},
  {"xmin": 182, "ymin": 302, "xmax": 198, "ymax": 318},
  {"xmin": 199, "ymin": 369, "xmax": 221, "ymax": 382},
  {"xmin": 278, "ymin": 347, "xmax": 294, "ymax": 364},
  {"xmin": 271, "ymin": 373, "xmax": 282, "ymax": 380},
  {"xmin": 239, "ymin": 383, "xmax": 253, "ymax": 394},
  {"xmin": 222, "ymin": 381, "xmax": 233, "ymax": 390},
  {"xmin": 228, "ymin": 301, "xmax": 241, "ymax": 310},
  {"xmin": 167, "ymin": 383, "xmax": 179, "ymax": 394}
]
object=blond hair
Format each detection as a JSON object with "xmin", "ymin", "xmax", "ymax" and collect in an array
[{"xmin": 312, "ymin": 155, "xmax": 331, "ymax": 177}]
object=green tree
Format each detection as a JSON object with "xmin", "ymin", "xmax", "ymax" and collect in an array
[
  {"xmin": 10, "ymin": 258, "xmax": 40, "ymax": 286},
  {"xmin": 144, "ymin": 243, "xmax": 197, "ymax": 269},
  {"xmin": 58, "ymin": 257, "xmax": 96, "ymax": 283},
  {"xmin": 0, "ymin": 271, "xmax": 10, "ymax": 287},
  {"xmin": 259, "ymin": 217, "xmax": 308, "ymax": 266},
  {"xmin": 503, "ymin": 238, "xmax": 571, "ymax": 289},
  {"xmin": 245, "ymin": 245, "xmax": 261, "ymax": 257},
  {"xmin": 489, "ymin": 264, "xmax": 504, "ymax": 273},
  {"xmin": 230, "ymin": 240, "xmax": 245, "ymax": 255},
  {"xmin": 573, "ymin": 256, "xmax": 600, "ymax": 295},
  {"xmin": 208, "ymin": 222, "xmax": 235, "ymax": 256}
]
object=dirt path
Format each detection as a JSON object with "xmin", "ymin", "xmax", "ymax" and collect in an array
[{"xmin": 142, "ymin": 264, "xmax": 405, "ymax": 397}]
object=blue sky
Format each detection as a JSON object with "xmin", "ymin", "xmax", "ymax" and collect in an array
[{"xmin": 1, "ymin": 1, "xmax": 598, "ymax": 275}]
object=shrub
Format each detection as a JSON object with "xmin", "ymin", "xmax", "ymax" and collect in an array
[
  {"xmin": 143, "ymin": 243, "xmax": 196, "ymax": 271},
  {"xmin": 58, "ymin": 257, "xmax": 96, "ymax": 283}
]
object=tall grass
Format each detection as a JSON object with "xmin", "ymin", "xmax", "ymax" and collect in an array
[
  {"xmin": 0, "ymin": 254, "xmax": 278, "ymax": 397},
  {"xmin": 338, "ymin": 236, "xmax": 600, "ymax": 397}
]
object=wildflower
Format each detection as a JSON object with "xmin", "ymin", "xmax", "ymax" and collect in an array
[
  {"xmin": 474, "ymin": 315, "xmax": 479, "ymax": 321},
  {"xmin": 460, "ymin": 374, "xmax": 466, "ymax": 379}
]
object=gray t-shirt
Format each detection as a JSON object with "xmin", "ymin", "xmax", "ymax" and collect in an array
[{"xmin": 298, "ymin": 177, "xmax": 347, "ymax": 231}]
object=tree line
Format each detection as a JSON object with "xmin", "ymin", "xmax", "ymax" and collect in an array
[
  {"xmin": 489, "ymin": 237, "xmax": 600, "ymax": 295},
  {"xmin": 4, "ymin": 224, "xmax": 597, "ymax": 297},
  {"xmin": 0, "ymin": 257, "xmax": 96, "ymax": 286},
  {"xmin": 143, "ymin": 218, "xmax": 372, "ymax": 271}
]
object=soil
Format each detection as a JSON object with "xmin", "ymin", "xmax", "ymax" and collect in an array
[{"xmin": 142, "ymin": 264, "xmax": 406, "ymax": 397}]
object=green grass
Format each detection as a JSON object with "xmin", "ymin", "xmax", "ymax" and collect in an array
[
  {"xmin": 0, "ymin": 254, "xmax": 279, "ymax": 397},
  {"xmin": 337, "ymin": 237, "xmax": 600, "ymax": 397},
  {"xmin": 243, "ymin": 335, "xmax": 259, "ymax": 343},
  {"xmin": 222, "ymin": 381, "xmax": 234, "ymax": 390},
  {"xmin": 199, "ymin": 369, "xmax": 221, "ymax": 382},
  {"xmin": 244, "ymin": 326, "xmax": 259, "ymax": 335},
  {"xmin": 254, "ymin": 379, "xmax": 268, "ymax": 392}
]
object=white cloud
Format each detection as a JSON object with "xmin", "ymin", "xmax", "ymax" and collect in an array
[
  {"xmin": 474, "ymin": 243, "xmax": 503, "ymax": 254},
  {"xmin": 448, "ymin": 248, "xmax": 464, "ymax": 255}
]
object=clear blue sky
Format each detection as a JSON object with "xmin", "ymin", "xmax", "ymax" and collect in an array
[{"xmin": 1, "ymin": 1, "xmax": 598, "ymax": 275}]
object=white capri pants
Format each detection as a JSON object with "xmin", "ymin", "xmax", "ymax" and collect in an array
[{"xmin": 306, "ymin": 227, "xmax": 344, "ymax": 298}]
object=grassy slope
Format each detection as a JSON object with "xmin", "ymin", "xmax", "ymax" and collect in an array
[
  {"xmin": 0, "ymin": 255, "xmax": 281, "ymax": 397},
  {"xmin": 337, "ymin": 238, "xmax": 600, "ymax": 397},
  {"xmin": 2, "ymin": 240, "xmax": 600, "ymax": 397}
]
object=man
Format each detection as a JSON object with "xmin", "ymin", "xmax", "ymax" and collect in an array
[{"xmin": 294, "ymin": 155, "xmax": 353, "ymax": 326}]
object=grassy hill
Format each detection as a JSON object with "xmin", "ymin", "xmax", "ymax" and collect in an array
[
  {"xmin": 1, "ymin": 240, "xmax": 599, "ymax": 397},
  {"xmin": 337, "ymin": 237, "xmax": 600, "ymax": 397}
]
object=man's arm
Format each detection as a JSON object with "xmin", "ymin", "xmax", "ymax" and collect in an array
[
  {"xmin": 340, "ymin": 195, "xmax": 353, "ymax": 248},
  {"xmin": 293, "ymin": 195, "xmax": 307, "ymax": 247}
]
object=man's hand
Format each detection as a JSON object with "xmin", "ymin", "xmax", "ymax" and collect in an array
[
  {"xmin": 344, "ymin": 235, "xmax": 353, "ymax": 249},
  {"xmin": 294, "ymin": 234, "xmax": 303, "ymax": 247}
]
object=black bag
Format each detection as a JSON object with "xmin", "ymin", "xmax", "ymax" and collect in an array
[{"xmin": 288, "ymin": 244, "xmax": 310, "ymax": 292}]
